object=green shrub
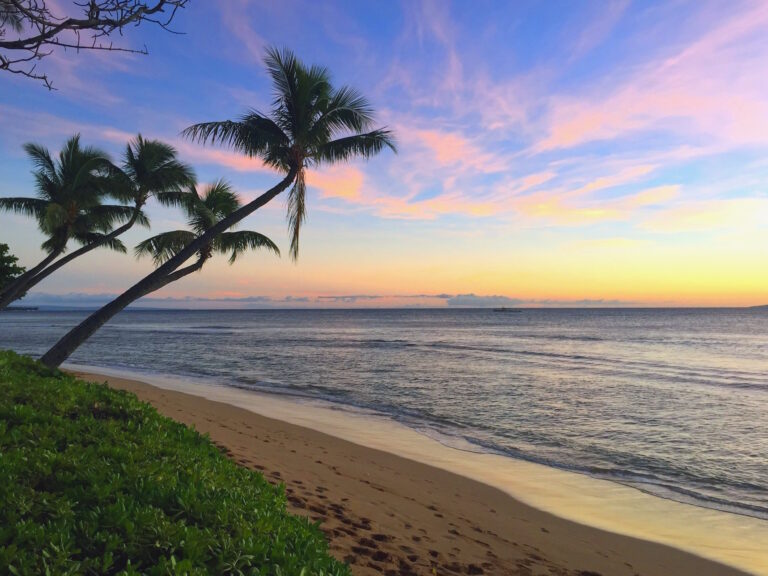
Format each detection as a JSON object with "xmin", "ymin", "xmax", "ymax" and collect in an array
[{"xmin": 0, "ymin": 351, "xmax": 348, "ymax": 575}]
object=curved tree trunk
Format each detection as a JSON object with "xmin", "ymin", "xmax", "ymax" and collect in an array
[
  {"xmin": 0, "ymin": 248, "xmax": 63, "ymax": 310},
  {"xmin": 40, "ymin": 258, "xmax": 205, "ymax": 368},
  {"xmin": 40, "ymin": 168, "xmax": 297, "ymax": 368},
  {"xmin": 147, "ymin": 259, "xmax": 206, "ymax": 293},
  {"xmin": 0, "ymin": 206, "xmax": 143, "ymax": 310}
]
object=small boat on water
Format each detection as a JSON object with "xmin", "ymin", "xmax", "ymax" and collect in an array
[{"xmin": 493, "ymin": 307, "xmax": 521, "ymax": 313}]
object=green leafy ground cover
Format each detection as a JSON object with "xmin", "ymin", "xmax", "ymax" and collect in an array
[{"xmin": 0, "ymin": 351, "xmax": 348, "ymax": 575}]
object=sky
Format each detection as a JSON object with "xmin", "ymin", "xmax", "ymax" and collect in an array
[{"xmin": 1, "ymin": 0, "xmax": 768, "ymax": 308}]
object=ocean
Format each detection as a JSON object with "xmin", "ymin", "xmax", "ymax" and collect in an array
[{"xmin": 2, "ymin": 307, "xmax": 767, "ymax": 521}]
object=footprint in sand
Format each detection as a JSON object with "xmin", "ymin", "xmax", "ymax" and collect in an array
[
  {"xmin": 370, "ymin": 550, "xmax": 389, "ymax": 562},
  {"xmin": 371, "ymin": 533, "xmax": 392, "ymax": 542}
]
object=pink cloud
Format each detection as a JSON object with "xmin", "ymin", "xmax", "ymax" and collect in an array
[
  {"xmin": 218, "ymin": 0, "xmax": 266, "ymax": 63},
  {"xmin": 506, "ymin": 171, "xmax": 558, "ymax": 195},
  {"xmin": 569, "ymin": 164, "xmax": 657, "ymax": 197},
  {"xmin": 365, "ymin": 192, "xmax": 499, "ymax": 220},
  {"xmin": 414, "ymin": 129, "xmax": 508, "ymax": 173},
  {"xmin": 514, "ymin": 183, "xmax": 680, "ymax": 226},
  {"xmin": 535, "ymin": 2, "xmax": 768, "ymax": 150},
  {"xmin": 0, "ymin": 106, "xmax": 139, "ymax": 155},
  {"xmin": 515, "ymin": 193, "xmax": 621, "ymax": 225},
  {"xmin": 624, "ymin": 185, "xmax": 680, "ymax": 208},
  {"xmin": 393, "ymin": 124, "xmax": 512, "ymax": 179},
  {"xmin": 173, "ymin": 141, "xmax": 273, "ymax": 174},
  {"xmin": 306, "ymin": 166, "xmax": 365, "ymax": 201},
  {"xmin": 405, "ymin": 0, "xmax": 463, "ymax": 94},
  {"xmin": 568, "ymin": 0, "xmax": 630, "ymax": 61}
]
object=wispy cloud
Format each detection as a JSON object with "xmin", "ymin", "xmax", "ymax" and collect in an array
[
  {"xmin": 567, "ymin": 0, "xmax": 630, "ymax": 62},
  {"xmin": 218, "ymin": 0, "xmax": 266, "ymax": 63},
  {"xmin": 307, "ymin": 166, "xmax": 365, "ymax": 201},
  {"xmin": 535, "ymin": 3, "xmax": 768, "ymax": 151},
  {"xmin": 640, "ymin": 197, "xmax": 768, "ymax": 233}
]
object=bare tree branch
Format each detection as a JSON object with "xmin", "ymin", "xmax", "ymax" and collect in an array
[{"xmin": 0, "ymin": 0, "xmax": 188, "ymax": 89}]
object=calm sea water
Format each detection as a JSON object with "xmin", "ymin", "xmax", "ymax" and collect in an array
[{"xmin": 2, "ymin": 308, "xmax": 767, "ymax": 519}]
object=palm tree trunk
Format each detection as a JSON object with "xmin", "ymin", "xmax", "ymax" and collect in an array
[
  {"xmin": 1, "ymin": 206, "xmax": 143, "ymax": 310},
  {"xmin": 40, "ymin": 258, "xmax": 205, "ymax": 367},
  {"xmin": 137, "ymin": 258, "xmax": 207, "ymax": 298},
  {"xmin": 0, "ymin": 248, "xmax": 62, "ymax": 310},
  {"xmin": 40, "ymin": 168, "xmax": 297, "ymax": 368}
]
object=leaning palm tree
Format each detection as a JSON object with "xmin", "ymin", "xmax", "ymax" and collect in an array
[
  {"xmin": 41, "ymin": 46, "xmax": 395, "ymax": 368},
  {"xmin": 0, "ymin": 135, "xmax": 138, "ymax": 309},
  {"xmin": 184, "ymin": 47, "xmax": 396, "ymax": 260},
  {"xmin": 134, "ymin": 180, "xmax": 279, "ymax": 295},
  {"xmin": 2, "ymin": 135, "xmax": 197, "ymax": 307}
]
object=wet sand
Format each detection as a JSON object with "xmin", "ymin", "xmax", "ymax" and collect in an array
[{"xmin": 72, "ymin": 370, "xmax": 754, "ymax": 576}]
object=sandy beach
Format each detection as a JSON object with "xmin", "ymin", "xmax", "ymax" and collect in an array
[{"xmin": 68, "ymin": 369, "xmax": 758, "ymax": 576}]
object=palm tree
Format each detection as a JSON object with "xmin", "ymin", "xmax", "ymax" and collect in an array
[
  {"xmin": 133, "ymin": 180, "xmax": 278, "ymax": 295},
  {"xmin": 183, "ymin": 47, "xmax": 396, "ymax": 260},
  {"xmin": 40, "ymin": 46, "xmax": 395, "ymax": 368},
  {"xmin": 0, "ymin": 135, "xmax": 137, "ymax": 309},
  {"xmin": 2, "ymin": 135, "xmax": 197, "ymax": 307}
]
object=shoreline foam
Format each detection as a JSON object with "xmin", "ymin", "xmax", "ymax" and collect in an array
[{"xmin": 69, "ymin": 363, "xmax": 768, "ymax": 575}]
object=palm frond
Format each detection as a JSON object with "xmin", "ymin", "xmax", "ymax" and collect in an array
[
  {"xmin": 201, "ymin": 180, "xmax": 239, "ymax": 219},
  {"xmin": 104, "ymin": 165, "xmax": 138, "ymax": 204},
  {"xmin": 40, "ymin": 229, "xmax": 68, "ymax": 254},
  {"xmin": 286, "ymin": 169, "xmax": 306, "ymax": 261},
  {"xmin": 73, "ymin": 233, "xmax": 127, "ymax": 253},
  {"xmin": 265, "ymin": 46, "xmax": 300, "ymax": 111},
  {"xmin": 30, "ymin": 170, "xmax": 59, "ymax": 203},
  {"xmin": 69, "ymin": 155, "xmax": 114, "ymax": 200},
  {"xmin": 314, "ymin": 129, "xmax": 396, "ymax": 165},
  {"xmin": 22, "ymin": 143, "xmax": 57, "ymax": 180},
  {"xmin": 186, "ymin": 192, "xmax": 215, "ymax": 232},
  {"xmin": 133, "ymin": 208, "xmax": 151, "ymax": 228},
  {"xmin": 41, "ymin": 203, "xmax": 68, "ymax": 235},
  {"xmin": 218, "ymin": 230, "xmax": 280, "ymax": 264},
  {"xmin": 80, "ymin": 204, "xmax": 138, "ymax": 233},
  {"xmin": 182, "ymin": 112, "xmax": 289, "ymax": 161},
  {"xmin": 155, "ymin": 188, "xmax": 197, "ymax": 209},
  {"xmin": 0, "ymin": 197, "xmax": 48, "ymax": 218},
  {"xmin": 311, "ymin": 85, "xmax": 375, "ymax": 140},
  {"xmin": 101, "ymin": 237, "xmax": 128, "ymax": 253},
  {"xmin": 122, "ymin": 135, "xmax": 197, "ymax": 201},
  {"xmin": 135, "ymin": 230, "xmax": 196, "ymax": 266},
  {"xmin": 173, "ymin": 180, "xmax": 242, "ymax": 234},
  {"xmin": 55, "ymin": 136, "xmax": 112, "ymax": 204},
  {"xmin": 293, "ymin": 63, "xmax": 332, "ymax": 139}
]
